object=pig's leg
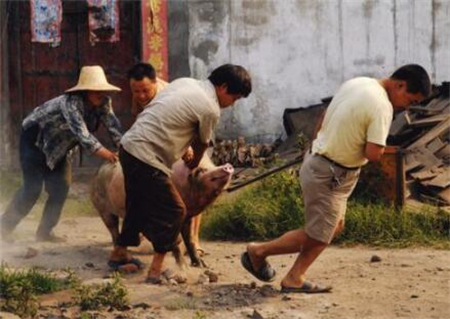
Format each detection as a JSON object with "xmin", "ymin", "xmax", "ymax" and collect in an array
[
  {"xmin": 99, "ymin": 211, "xmax": 120, "ymax": 244},
  {"xmin": 181, "ymin": 217, "xmax": 207, "ymax": 268},
  {"xmin": 172, "ymin": 234, "xmax": 188, "ymax": 269},
  {"xmin": 191, "ymin": 215, "xmax": 204, "ymax": 255}
]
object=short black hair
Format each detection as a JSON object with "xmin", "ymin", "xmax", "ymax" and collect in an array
[
  {"xmin": 127, "ymin": 63, "xmax": 156, "ymax": 81},
  {"xmin": 208, "ymin": 64, "xmax": 252, "ymax": 97},
  {"xmin": 390, "ymin": 64, "xmax": 431, "ymax": 97}
]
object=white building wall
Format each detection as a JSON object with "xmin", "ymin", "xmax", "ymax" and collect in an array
[{"xmin": 187, "ymin": 0, "xmax": 450, "ymax": 142}]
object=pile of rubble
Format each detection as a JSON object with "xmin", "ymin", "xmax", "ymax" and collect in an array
[
  {"xmin": 388, "ymin": 82, "xmax": 449, "ymax": 205},
  {"xmin": 211, "ymin": 137, "xmax": 280, "ymax": 167}
]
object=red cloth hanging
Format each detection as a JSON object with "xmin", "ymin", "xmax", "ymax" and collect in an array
[
  {"xmin": 87, "ymin": 0, "xmax": 120, "ymax": 44},
  {"xmin": 30, "ymin": 0, "xmax": 63, "ymax": 46}
]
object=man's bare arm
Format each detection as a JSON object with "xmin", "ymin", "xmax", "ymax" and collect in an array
[{"xmin": 365, "ymin": 142, "xmax": 385, "ymax": 162}]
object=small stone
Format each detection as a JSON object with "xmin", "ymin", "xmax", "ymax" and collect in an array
[
  {"xmin": 169, "ymin": 279, "xmax": 178, "ymax": 285},
  {"xmin": 204, "ymin": 270, "xmax": 219, "ymax": 283},
  {"xmin": 411, "ymin": 294, "xmax": 419, "ymax": 299},
  {"xmin": 282, "ymin": 295, "xmax": 291, "ymax": 301},
  {"xmin": 197, "ymin": 274, "xmax": 208, "ymax": 284},
  {"xmin": 23, "ymin": 247, "xmax": 39, "ymax": 259},
  {"xmin": 250, "ymin": 281, "xmax": 257, "ymax": 289},
  {"xmin": 249, "ymin": 309, "xmax": 264, "ymax": 319},
  {"xmin": 186, "ymin": 291, "xmax": 194, "ymax": 297},
  {"xmin": 133, "ymin": 302, "xmax": 150, "ymax": 309},
  {"xmin": 370, "ymin": 255, "xmax": 382, "ymax": 262},
  {"xmin": 85, "ymin": 262, "xmax": 95, "ymax": 268}
]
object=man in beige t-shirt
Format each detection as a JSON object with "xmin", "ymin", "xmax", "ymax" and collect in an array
[
  {"xmin": 241, "ymin": 64, "xmax": 431, "ymax": 293},
  {"xmin": 111, "ymin": 64, "xmax": 252, "ymax": 282}
]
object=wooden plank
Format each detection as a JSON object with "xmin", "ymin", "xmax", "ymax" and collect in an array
[
  {"xmin": 410, "ymin": 168, "xmax": 439, "ymax": 181},
  {"xmin": 407, "ymin": 117, "xmax": 450, "ymax": 150},
  {"xmin": 409, "ymin": 114, "xmax": 450, "ymax": 128},
  {"xmin": 426, "ymin": 138, "xmax": 446, "ymax": 154},
  {"xmin": 404, "ymin": 152, "xmax": 423, "ymax": 172},
  {"xmin": 410, "ymin": 146, "xmax": 442, "ymax": 170},
  {"xmin": 437, "ymin": 187, "xmax": 450, "ymax": 204},
  {"xmin": 422, "ymin": 169, "xmax": 450, "ymax": 188},
  {"xmin": 389, "ymin": 111, "xmax": 411, "ymax": 136},
  {"xmin": 409, "ymin": 106, "xmax": 443, "ymax": 114},
  {"xmin": 427, "ymin": 98, "xmax": 449, "ymax": 111},
  {"xmin": 436, "ymin": 144, "xmax": 450, "ymax": 159}
]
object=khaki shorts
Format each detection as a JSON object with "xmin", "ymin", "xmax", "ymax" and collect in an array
[{"xmin": 299, "ymin": 152, "xmax": 360, "ymax": 244}]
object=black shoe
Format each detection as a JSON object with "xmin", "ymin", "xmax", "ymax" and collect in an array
[{"xmin": 36, "ymin": 232, "xmax": 67, "ymax": 243}]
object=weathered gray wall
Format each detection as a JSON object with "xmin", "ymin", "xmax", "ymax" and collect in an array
[{"xmin": 169, "ymin": 0, "xmax": 450, "ymax": 142}]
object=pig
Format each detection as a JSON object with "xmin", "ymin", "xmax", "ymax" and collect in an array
[{"xmin": 91, "ymin": 154, "xmax": 233, "ymax": 267}]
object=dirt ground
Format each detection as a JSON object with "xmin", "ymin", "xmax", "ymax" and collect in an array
[{"xmin": 0, "ymin": 213, "xmax": 449, "ymax": 319}]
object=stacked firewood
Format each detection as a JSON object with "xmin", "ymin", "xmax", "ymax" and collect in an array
[
  {"xmin": 388, "ymin": 82, "xmax": 450, "ymax": 205},
  {"xmin": 212, "ymin": 137, "xmax": 280, "ymax": 167}
]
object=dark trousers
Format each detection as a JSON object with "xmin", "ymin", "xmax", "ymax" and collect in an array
[
  {"xmin": 0, "ymin": 125, "xmax": 71, "ymax": 237},
  {"xmin": 116, "ymin": 148, "xmax": 186, "ymax": 253}
]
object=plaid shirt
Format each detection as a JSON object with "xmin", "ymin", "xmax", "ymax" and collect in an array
[{"xmin": 22, "ymin": 94, "xmax": 123, "ymax": 169}]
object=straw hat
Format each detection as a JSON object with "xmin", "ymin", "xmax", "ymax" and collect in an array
[{"xmin": 66, "ymin": 65, "xmax": 121, "ymax": 92}]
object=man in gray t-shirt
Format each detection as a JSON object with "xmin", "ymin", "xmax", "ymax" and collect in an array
[{"xmin": 110, "ymin": 64, "xmax": 252, "ymax": 282}]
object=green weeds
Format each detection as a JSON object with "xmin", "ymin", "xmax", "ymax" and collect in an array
[
  {"xmin": 202, "ymin": 171, "xmax": 450, "ymax": 247},
  {"xmin": 0, "ymin": 265, "xmax": 129, "ymax": 317},
  {"xmin": 0, "ymin": 264, "xmax": 73, "ymax": 318},
  {"xmin": 73, "ymin": 272, "xmax": 129, "ymax": 311}
]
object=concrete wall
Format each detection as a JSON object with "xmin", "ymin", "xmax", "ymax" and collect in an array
[{"xmin": 169, "ymin": 0, "xmax": 450, "ymax": 142}]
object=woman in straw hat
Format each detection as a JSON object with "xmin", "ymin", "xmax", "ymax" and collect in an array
[{"xmin": 1, "ymin": 65, "xmax": 123, "ymax": 242}]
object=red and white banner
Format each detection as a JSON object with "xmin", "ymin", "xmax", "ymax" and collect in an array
[{"xmin": 141, "ymin": 0, "xmax": 169, "ymax": 81}]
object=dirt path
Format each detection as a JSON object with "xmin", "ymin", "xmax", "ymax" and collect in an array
[{"xmin": 1, "ymin": 215, "xmax": 449, "ymax": 319}]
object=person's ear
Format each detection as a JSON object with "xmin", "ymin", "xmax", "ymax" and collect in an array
[
  {"xmin": 396, "ymin": 80, "xmax": 406, "ymax": 91},
  {"xmin": 218, "ymin": 83, "xmax": 228, "ymax": 94}
]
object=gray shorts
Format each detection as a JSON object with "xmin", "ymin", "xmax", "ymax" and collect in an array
[{"xmin": 299, "ymin": 152, "xmax": 360, "ymax": 244}]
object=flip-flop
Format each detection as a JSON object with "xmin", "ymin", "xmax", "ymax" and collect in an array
[
  {"xmin": 241, "ymin": 252, "xmax": 276, "ymax": 282},
  {"xmin": 281, "ymin": 281, "xmax": 332, "ymax": 294},
  {"xmin": 107, "ymin": 257, "xmax": 144, "ymax": 271}
]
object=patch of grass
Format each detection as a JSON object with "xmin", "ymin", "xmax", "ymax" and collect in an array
[
  {"xmin": 337, "ymin": 202, "xmax": 449, "ymax": 247},
  {"xmin": 165, "ymin": 296, "xmax": 198, "ymax": 311},
  {"xmin": 202, "ymin": 170, "xmax": 303, "ymax": 241},
  {"xmin": 73, "ymin": 272, "xmax": 129, "ymax": 311},
  {"xmin": 202, "ymin": 172, "xmax": 450, "ymax": 247},
  {"xmin": 193, "ymin": 310, "xmax": 207, "ymax": 319},
  {"xmin": 0, "ymin": 264, "xmax": 74, "ymax": 318}
]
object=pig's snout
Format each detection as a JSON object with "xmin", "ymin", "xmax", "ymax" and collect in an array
[{"xmin": 222, "ymin": 164, "xmax": 234, "ymax": 175}]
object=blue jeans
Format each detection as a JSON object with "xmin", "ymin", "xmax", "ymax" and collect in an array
[{"xmin": 0, "ymin": 125, "xmax": 71, "ymax": 237}]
